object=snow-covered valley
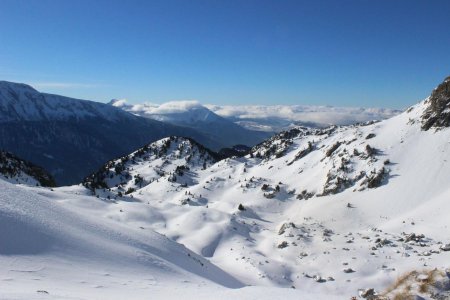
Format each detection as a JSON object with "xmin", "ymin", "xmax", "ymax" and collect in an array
[{"xmin": 1, "ymin": 77, "xmax": 450, "ymax": 299}]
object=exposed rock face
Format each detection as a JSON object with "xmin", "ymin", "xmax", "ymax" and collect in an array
[{"xmin": 422, "ymin": 76, "xmax": 450, "ymax": 130}]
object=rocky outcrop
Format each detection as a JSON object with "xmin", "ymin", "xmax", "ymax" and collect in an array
[{"xmin": 422, "ymin": 76, "xmax": 450, "ymax": 130}]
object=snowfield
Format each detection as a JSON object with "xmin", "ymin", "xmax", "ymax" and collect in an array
[
  {"xmin": 0, "ymin": 172, "xmax": 340, "ymax": 300},
  {"xmin": 2, "ymin": 78, "xmax": 450, "ymax": 299}
]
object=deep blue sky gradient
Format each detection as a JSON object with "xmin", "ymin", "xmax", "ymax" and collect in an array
[{"xmin": 1, "ymin": 0, "xmax": 449, "ymax": 108}]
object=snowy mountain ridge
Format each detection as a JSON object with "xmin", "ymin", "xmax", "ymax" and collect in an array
[{"xmin": 0, "ymin": 81, "xmax": 126, "ymax": 122}]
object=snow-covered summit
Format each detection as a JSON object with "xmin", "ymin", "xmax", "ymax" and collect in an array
[
  {"xmin": 0, "ymin": 81, "xmax": 129, "ymax": 122},
  {"xmin": 111, "ymin": 100, "xmax": 222, "ymax": 124}
]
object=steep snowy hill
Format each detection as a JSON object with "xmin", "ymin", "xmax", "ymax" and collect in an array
[
  {"xmin": 79, "ymin": 77, "xmax": 450, "ymax": 299},
  {"xmin": 0, "ymin": 81, "xmax": 217, "ymax": 185},
  {"xmin": 110, "ymin": 100, "xmax": 272, "ymax": 149},
  {"xmin": 0, "ymin": 151, "xmax": 55, "ymax": 187},
  {"xmin": 83, "ymin": 136, "xmax": 219, "ymax": 196}
]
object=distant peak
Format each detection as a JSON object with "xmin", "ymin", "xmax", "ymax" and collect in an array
[
  {"xmin": 109, "ymin": 98, "xmax": 128, "ymax": 107},
  {"xmin": 153, "ymin": 100, "xmax": 203, "ymax": 114}
]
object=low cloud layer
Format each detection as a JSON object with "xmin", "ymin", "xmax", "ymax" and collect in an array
[
  {"xmin": 111, "ymin": 100, "xmax": 203, "ymax": 116},
  {"xmin": 111, "ymin": 99, "xmax": 402, "ymax": 132},
  {"xmin": 205, "ymin": 104, "xmax": 401, "ymax": 127}
]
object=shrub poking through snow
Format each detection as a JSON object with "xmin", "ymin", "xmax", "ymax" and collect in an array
[
  {"xmin": 380, "ymin": 268, "xmax": 450, "ymax": 300},
  {"xmin": 326, "ymin": 142, "xmax": 341, "ymax": 157},
  {"xmin": 277, "ymin": 241, "xmax": 289, "ymax": 249},
  {"xmin": 278, "ymin": 222, "xmax": 296, "ymax": 235}
]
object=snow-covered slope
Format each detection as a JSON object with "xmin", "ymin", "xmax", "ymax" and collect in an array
[
  {"xmin": 78, "ymin": 77, "xmax": 450, "ymax": 298},
  {"xmin": 0, "ymin": 179, "xmax": 246, "ymax": 298},
  {"xmin": 110, "ymin": 99, "xmax": 272, "ymax": 149},
  {"xmin": 0, "ymin": 174, "xmax": 344, "ymax": 300},
  {"xmin": 0, "ymin": 151, "xmax": 55, "ymax": 187}
]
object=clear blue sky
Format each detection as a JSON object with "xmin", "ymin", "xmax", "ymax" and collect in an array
[{"xmin": 0, "ymin": 0, "xmax": 449, "ymax": 108}]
